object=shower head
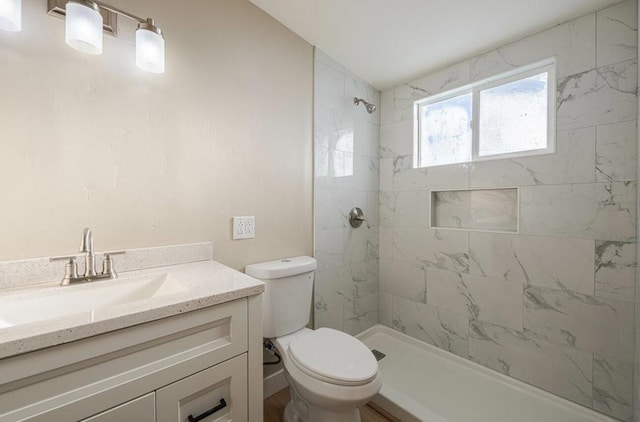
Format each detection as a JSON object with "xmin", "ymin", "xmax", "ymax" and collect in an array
[{"xmin": 353, "ymin": 97, "xmax": 376, "ymax": 114}]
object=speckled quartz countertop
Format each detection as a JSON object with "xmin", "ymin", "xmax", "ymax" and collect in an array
[{"xmin": 0, "ymin": 259, "xmax": 264, "ymax": 360}]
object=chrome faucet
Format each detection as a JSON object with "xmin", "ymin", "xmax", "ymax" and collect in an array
[{"xmin": 51, "ymin": 227, "xmax": 125, "ymax": 286}]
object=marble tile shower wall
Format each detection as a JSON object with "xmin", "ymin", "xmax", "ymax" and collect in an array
[
  {"xmin": 378, "ymin": 1, "xmax": 638, "ymax": 421},
  {"xmin": 313, "ymin": 50, "xmax": 381, "ymax": 335}
]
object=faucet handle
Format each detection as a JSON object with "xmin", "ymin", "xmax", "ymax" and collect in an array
[
  {"xmin": 50, "ymin": 256, "xmax": 79, "ymax": 286},
  {"xmin": 101, "ymin": 251, "xmax": 125, "ymax": 278},
  {"xmin": 103, "ymin": 250, "xmax": 126, "ymax": 256},
  {"xmin": 102, "ymin": 255, "xmax": 117, "ymax": 278},
  {"xmin": 50, "ymin": 255, "xmax": 79, "ymax": 262}
]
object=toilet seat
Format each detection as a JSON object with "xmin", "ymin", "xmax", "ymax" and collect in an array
[{"xmin": 287, "ymin": 328, "xmax": 378, "ymax": 387}]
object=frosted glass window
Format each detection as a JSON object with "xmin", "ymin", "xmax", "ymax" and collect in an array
[
  {"xmin": 419, "ymin": 93, "xmax": 472, "ymax": 167},
  {"xmin": 414, "ymin": 60, "xmax": 555, "ymax": 168},
  {"xmin": 479, "ymin": 73, "xmax": 548, "ymax": 157}
]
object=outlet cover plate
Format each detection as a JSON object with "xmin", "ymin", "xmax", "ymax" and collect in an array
[{"xmin": 233, "ymin": 216, "xmax": 255, "ymax": 240}]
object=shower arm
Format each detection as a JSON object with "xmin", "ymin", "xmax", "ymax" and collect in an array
[{"xmin": 353, "ymin": 97, "xmax": 377, "ymax": 114}]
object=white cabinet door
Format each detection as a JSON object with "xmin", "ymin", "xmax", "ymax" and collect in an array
[
  {"xmin": 156, "ymin": 354, "xmax": 248, "ymax": 422},
  {"xmin": 81, "ymin": 393, "xmax": 155, "ymax": 422}
]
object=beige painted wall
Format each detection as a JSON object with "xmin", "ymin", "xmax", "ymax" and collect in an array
[{"xmin": 0, "ymin": 0, "xmax": 314, "ymax": 270}]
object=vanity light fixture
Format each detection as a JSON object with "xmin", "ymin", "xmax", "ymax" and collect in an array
[
  {"xmin": 0, "ymin": 0, "xmax": 165, "ymax": 73},
  {"xmin": 0, "ymin": 0, "xmax": 21, "ymax": 32},
  {"xmin": 63, "ymin": 0, "xmax": 165, "ymax": 73},
  {"xmin": 65, "ymin": 0, "xmax": 103, "ymax": 54}
]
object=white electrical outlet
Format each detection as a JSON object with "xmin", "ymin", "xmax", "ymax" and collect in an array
[{"xmin": 233, "ymin": 216, "xmax": 255, "ymax": 239}]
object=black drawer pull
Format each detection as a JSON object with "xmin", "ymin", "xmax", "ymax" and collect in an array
[{"xmin": 187, "ymin": 398, "xmax": 227, "ymax": 422}]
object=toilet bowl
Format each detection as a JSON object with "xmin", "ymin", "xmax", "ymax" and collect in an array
[
  {"xmin": 274, "ymin": 327, "xmax": 382, "ymax": 422},
  {"xmin": 245, "ymin": 257, "xmax": 382, "ymax": 422}
]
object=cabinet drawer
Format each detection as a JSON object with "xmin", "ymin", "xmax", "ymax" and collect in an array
[
  {"xmin": 81, "ymin": 393, "xmax": 155, "ymax": 422},
  {"xmin": 0, "ymin": 299, "xmax": 248, "ymax": 422},
  {"xmin": 156, "ymin": 354, "xmax": 248, "ymax": 422}
]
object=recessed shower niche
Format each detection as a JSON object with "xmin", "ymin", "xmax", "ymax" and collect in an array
[{"xmin": 430, "ymin": 187, "xmax": 519, "ymax": 233}]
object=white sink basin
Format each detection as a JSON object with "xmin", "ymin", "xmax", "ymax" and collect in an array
[{"xmin": 0, "ymin": 273, "xmax": 188, "ymax": 328}]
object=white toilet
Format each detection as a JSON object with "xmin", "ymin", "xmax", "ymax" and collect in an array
[{"xmin": 245, "ymin": 256, "xmax": 382, "ymax": 422}]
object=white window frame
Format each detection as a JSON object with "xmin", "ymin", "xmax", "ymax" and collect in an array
[{"xmin": 413, "ymin": 58, "xmax": 556, "ymax": 169}]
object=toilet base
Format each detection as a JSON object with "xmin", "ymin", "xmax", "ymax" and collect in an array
[
  {"xmin": 283, "ymin": 380, "xmax": 362, "ymax": 422},
  {"xmin": 283, "ymin": 400, "xmax": 362, "ymax": 422}
]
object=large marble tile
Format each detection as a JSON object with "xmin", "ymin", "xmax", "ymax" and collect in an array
[
  {"xmin": 344, "ymin": 225, "xmax": 378, "ymax": 264},
  {"xmin": 557, "ymin": 60, "xmax": 637, "ymax": 131},
  {"xmin": 380, "ymin": 120, "xmax": 413, "ymax": 158},
  {"xmin": 596, "ymin": 0, "xmax": 638, "ymax": 68},
  {"xmin": 470, "ymin": 127, "xmax": 596, "ymax": 187},
  {"xmin": 596, "ymin": 120, "xmax": 638, "ymax": 183},
  {"xmin": 314, "ymin": 304, "xmax": 344, "ymax": 331},
  {"xmin": 354, "ymin": 119, "xmax": 380, "ymax": 159},
  {"xmin": 379, "ymin": 292, "xmax": 392, "ymax": 327},
  {"xmin": 593, "ymin": 354, "xmax": 633, "ymax": 421},
  {"xmin": 379, "ymin": 259, "xmax": 426, "ymax": 303},
  {"xmin": 314, "ymin": 266, "xmax": 351, "ymax": 312},
  {"xmin": 364, "ymin": 191, "xmax": 380, "ymax": 227},
  {"xmin": 315, "ymin": 188, "xmax": 351, "ymax": 230},
  {"xmin": 431, "ymin": 188, "xmax": 518, "ymax": 232},
  {"xmin": 391, "ymin": 226, "xmax": 427, "ymax": 267},
  {"xmin": 524, "ymin": 286, "xmax": 634, "ymax": 361},
  {"xmin": 426, "ymin": 268, "xmax": 523, "ymax": 330},
  {"xmin": 314, "ymin": 262, "xmax": 378, "ymax": 314},
  {"xmin": 380, "ymin": 89, "xmax": 394, "ymax": 126},
  {"xmin": 314, "ymin": 228, "xmax": 344, "ymax": 271},
  {"xmin": 392, "ymin": 295, "xmax": 469, "ymax": 357},
  {"xmin": 386, "ymin": 155, "xmax": 469, "ymax": 192},
  {"xmin": 316, "ymin": 145, "xmax": 359, "ymax": 189},
  {"xmin": 379, "ymin": 190, "xmax": 430, "ymax": 228},
  {"xmin": 379, "ymin": 226, "xmax": 393, "ymax": 261},
  {"xmin": 422, "ymin": 229, "xmax": 469, "ymax": 273},
  {"xmin": 334, "ymin": 152, "xmax": 379, "ymax": 192},
  {"xmin": 471, "ymin": 14, "xmax": 595, "ymax": 81},
  {"xmin": 519, "ymin": 182, "xmax": 636, "ymax": 241},
  {"xmin": 469, "ymin": 233, "xmax": 596, "ymax": 295},
  {"xmin": 314, "ymin": 107, "xmax": 354, "ymax": 142},
  {"xmin": 379, "ymin": 158, "xmax": 393, "ymax": 192},
  {"xmin": 393, "ymin": 227, "xmax": 469, "ymax": 273},
  {"xmin": 315, "ymin": 60, "xmax": 346, "ymax": 110},
  {"xmin": 392, "ymin": 61, "xmax": 471, "ymax": 122},
  {"xmin": 595, "ymin": 241, "xmax": 637, "ymax": 302},
  {"xmin": 469, "ymin": 320, "xmax": 593, "ymax": 407},
  {"xmin": 314, "ymin": 145, "xmax": 332, "ymax": 189},
  {"xmin": 348, "ymin": 260, "xmax": 379, "ymax": 298},
  {"xmin": 344, "ymin": 293, "xmax": 378, "ymax": 335}
]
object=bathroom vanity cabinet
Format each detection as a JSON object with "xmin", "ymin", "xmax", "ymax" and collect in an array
[{"xmin": 0, "ymin": 295, "xmax": 263, "ymax": 422}]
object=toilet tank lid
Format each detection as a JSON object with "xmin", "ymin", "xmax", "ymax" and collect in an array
[{"xmin": 245, "ymin": 256, "xmax": 317, "ymax": 279}]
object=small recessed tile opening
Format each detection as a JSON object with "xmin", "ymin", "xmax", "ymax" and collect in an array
[{"xmin": 430, "ymin": 187, "xmax": 519, "ymax": 233}]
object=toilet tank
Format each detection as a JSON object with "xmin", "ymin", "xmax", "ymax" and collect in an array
[{"xmin": 245, "ymin": 256, "xmax": 316, "ymax": 339}]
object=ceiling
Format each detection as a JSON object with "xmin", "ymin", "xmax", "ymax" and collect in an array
[{"xmin": 248, "ymin": 0, "xmax": 623, "ymax": 90}]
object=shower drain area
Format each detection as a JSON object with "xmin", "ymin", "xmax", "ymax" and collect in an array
[{"xmin": 372, "ymin": 349, "xmax": 386, "ymax": 361}]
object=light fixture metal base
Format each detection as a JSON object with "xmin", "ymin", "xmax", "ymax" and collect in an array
[{"xmin": 47, "ymin": 0, "xmax": 117, "ymax": 36}]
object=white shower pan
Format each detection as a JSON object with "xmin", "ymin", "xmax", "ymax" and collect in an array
[{"xmin": 357, "ymin": 325, "xmax": 615, "ymax": 422}]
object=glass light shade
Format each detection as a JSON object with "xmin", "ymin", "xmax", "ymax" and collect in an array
[
  {"xmin": 0, "ymin": 0, "xmax": 21, "ymax": 32},
  {"xmin": 136, "ymin": 28, "xmax": 165, "ymax": 74},
  {"xmin": 65, "ymin": 1, "xmax": 103, "ymax": 55}
]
